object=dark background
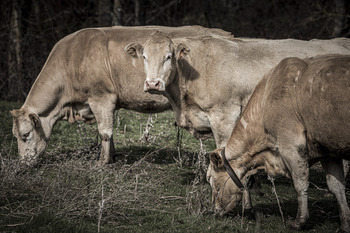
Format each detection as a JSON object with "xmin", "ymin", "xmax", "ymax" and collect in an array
[{"xmin": 2, "ymin": 0, "xmax": 349, "ymax": 101}]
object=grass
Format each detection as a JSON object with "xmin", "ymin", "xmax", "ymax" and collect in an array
[{"xmin": 0, "ymin": 100, "xmax": 347, "ymax": 232}]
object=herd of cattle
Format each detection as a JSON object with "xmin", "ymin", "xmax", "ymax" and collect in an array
[{"xmin": 10, "ymin": 25, "xmax": 350, "ymax": 232}]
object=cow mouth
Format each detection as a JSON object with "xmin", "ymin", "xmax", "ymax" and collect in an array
[
  {"xmin": 144, "ymin": 88, "xmax": 165, "ymax": 94},
  {"xmin": 214, "ymin": 194, "xmax": 241, "ymax": 216},
  {"xmin": 20, "ymin": 152, "xmax": 39, "ymax": 167},
  {"xmin": 190, "ymin": 129, "xmax": 213, "ymax": 140}
]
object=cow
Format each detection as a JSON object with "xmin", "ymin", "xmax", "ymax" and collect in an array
[
  {"xmin": 206, "ymin": 55, "xmax": 350, "ymax": 232},
  {"xmin": 126, "ymin": 32, "xmax": 350, "ymax": 150},
  {"xmin": 126, "ymin": 33, "xmax": 350, "ymax": 217},
  {"xmin": 10, "ymin": 25, "xmax": 233, "ymax": 166}
]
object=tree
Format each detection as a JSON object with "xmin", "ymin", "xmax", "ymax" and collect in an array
[
  {"xmin": 98, "ymin": 0, "xmax": 113, "ymax": 26},
  {"xmin": 332, "ymin": 0, "xmax": 345, "ymax": 37},
  {"xmin": 113, "ymin": 0, "xmax": 123, "ymax": 25},
  {"xmin": 135, "ymin": 0, "xmax": 147, "ymax": 26},
  {"xmin": 8, "ymin": 0, "xmax": 23, "ymax": 100}
]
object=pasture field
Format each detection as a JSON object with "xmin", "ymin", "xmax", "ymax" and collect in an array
[{"xmin": 0, "ymin": 100, "xmax": 347, "ymax": 232}]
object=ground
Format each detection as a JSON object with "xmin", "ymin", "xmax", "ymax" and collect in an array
[{"xmin": 0, "ymin": 101, "xmax": 346, "ymax": 232}]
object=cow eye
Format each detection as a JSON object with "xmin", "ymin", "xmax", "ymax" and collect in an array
[
  {"xmin": 165, "ymin": 54, "xmax": 172, "ymax": 61},
  {"xmin": 21, "ymin": 132, "xmax": 30, "ymax": 141},
  {"xmin": 142, "ymin": 54, "xmax": 147, "ymax": 61}
]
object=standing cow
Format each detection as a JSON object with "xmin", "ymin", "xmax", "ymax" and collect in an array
[
  {"xmin": 10, "ymin": 25, "xmax": 232, "ymax": 166},
  {"xmin": 207, "ymin": 55, "xmax": 350, "ymax": 232},
  {"xmin": 126, "ymin": 32, "xmax": 350, "ymax": 149}
]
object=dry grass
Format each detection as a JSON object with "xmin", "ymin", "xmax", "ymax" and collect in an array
[
  {"xmin": 0, "ymin": 148, "xmax": 199, "ymax": 232},
  {"xmin": 0, "ymin": 103, "xmax": 347, "ymax": 232}
]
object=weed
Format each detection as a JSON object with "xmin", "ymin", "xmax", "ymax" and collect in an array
[{"xmin": 0, "ymin": 101, "xmax": 347, "ymax": 232}]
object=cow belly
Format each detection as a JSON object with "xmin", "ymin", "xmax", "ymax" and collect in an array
[
  {"xmin": 64, "ymin": 103, "xmax": 96, "ymax": 124},
  {"xmin": 77, "ymin": 104, "xmax": 95, "ymax": 124}
]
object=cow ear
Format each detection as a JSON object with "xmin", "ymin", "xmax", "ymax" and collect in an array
[
  {"xmin": 29, "ymin": 113, "xmax": 41, "ymax": 128},
  {"xmin": 10, "ymin": 109, "xmax": 21, "ymax": 118},
  {"xmin": 125, "ymin": 43, "xmax": 143, "ymax": 58},
  {"xmin": 176, "ymin": 43, "xmax": 190, "ymax": 59},
  {"xmin": 209, "ymin": 150, "xmax": 224, "ymax": 169}
]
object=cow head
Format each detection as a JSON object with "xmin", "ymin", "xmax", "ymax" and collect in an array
[
  {"xmin": 125, "ymin": 31, "xmax": 190, "ymax": 93},
  {"xmin": 207, "ymin": 148, "xmax": 256, "ymax": 215},
  {"xmin": 10, "ymin": 109, "xmax": 47, "ymax": 166}
]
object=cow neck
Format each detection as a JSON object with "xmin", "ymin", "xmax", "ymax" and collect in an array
[
  {"xmin": 165, "ymin": 70, "xmax": 188, "ymax": 124},
  {"xmin": 23, "ymin": 74, "xmax": 67, "ymax": 140},
  {"xmin": 226, "ymin": 77, "xmax": 271, "ymax": 162}
]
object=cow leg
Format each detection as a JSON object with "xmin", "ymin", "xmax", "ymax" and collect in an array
[
  {"xmin": 278, "ymin": 135, "xmax": 309, "ymax": 230},
  {"xmin": 290, "ymin": 159, "xmax": 310, "ymax": 230},
  {"xmin": 321, "ymin": 159, "xmax": 350, "ymax": 233},
  {"xmin": 89, "ymin": 97, "xmax": 116, "ymax": 165}
]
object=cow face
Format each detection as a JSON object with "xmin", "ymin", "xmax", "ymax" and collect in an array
[
  {"xmin": 10, "ymin": 109, "xmax": 47, "ymax": 166},
  {"xmin": 125, "ymin": 32, "xmax": 190, "ymax": 93},
  {"xmin": 206, "ymin": 149, "xmax": 243, "ymax": 215}
]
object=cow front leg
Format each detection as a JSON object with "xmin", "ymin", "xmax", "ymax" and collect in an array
[
  {"xmin": 321, "ymin": 159, "xmax": 350, "ymax": 233},
  {"xmin": 89, "ymin": 97, "xmax": 116, "ymax": 165},
  {"xmin": 289, "ymin": 160, "xmax": 309, "ymax": 230},
  {"xmin": 276, "ymin": 129, "xmax": 309, "ymax": 230},
  {"xmin": 98, "ymin": 133, "xmax": 116, "ymax": 165},
  {"xmin": 279, "ymin": 144, "xmax": 309, "ymax": 230}
]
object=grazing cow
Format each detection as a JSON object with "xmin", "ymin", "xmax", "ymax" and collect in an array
[
  {"xmin": 10, "ymin": 25, "xmax": 232, "ymax": 166},
  {"xmin": 207, "ymin": 55, "xmax": 350, "ymax": 232},
  {"xmin": 126, "ymin": 32, "xmax": 350, "ymax": 149}
]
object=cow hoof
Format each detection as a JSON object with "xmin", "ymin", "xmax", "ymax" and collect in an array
[
  {"xmin": 97, "ymin": 158, "xmax": 116, "ymax": 166},
  {"xmin": 290, "ymin": 220, "xmax": 305, "ymax": 231},
  {"xmin": 97, "ymin": 160, "xmax": 109, "ymax": 166}
]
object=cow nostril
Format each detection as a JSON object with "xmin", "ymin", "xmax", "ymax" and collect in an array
[{"xmin": 145, "ymin": 80, "xmax": 162, "ymax": 90}]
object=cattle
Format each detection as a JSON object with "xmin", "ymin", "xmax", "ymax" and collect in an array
[
  {"xmin": 126, "ymin": 32, "xmax": 350, "ymax": 149},
  {"xmin": 10, "ymin": 25, "xmax": 232, "ymax": 166},
  {"xmin": 206, "ymin": 55, "xmax": 350, "ymax": 232}
]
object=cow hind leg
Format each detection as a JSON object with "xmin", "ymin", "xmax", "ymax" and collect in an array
[
  {"xmin": 321, "ymin": 159, "xmax": 350, "ymax": 233},
  {"xmin": 89, "ymin": 96, "xmax": 116, "ymax": 165}
]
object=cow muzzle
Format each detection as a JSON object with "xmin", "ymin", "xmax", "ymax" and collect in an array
[{"xmin": 144, "ymin": 79, "xmax": 165, "ymax": 92}]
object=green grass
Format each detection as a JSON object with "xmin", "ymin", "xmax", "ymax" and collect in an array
[{"xmin": 0, "ymin": 101, "xmax": 347, "ymax": 232}]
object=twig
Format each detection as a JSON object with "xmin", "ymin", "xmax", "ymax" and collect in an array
[
  {"xmin": 134, "ymin": 174, "xmax": 139, "ymax": 199},
  {"xmin": 310, "ymin": 182, "xmax": 329, "ymax": 192},
  {"xmin": 268, "ymin": 175, "xmax": 285, "ymax": 227},
  {"xmin": 175, "ymin": 126, "xmax": 183, "ymax": 167},
  {"xmin": 140, "ymin": 114, "xmax": 153, "ymax": 143},
  {"xmin": 241, "ymin": 197, "xmax": 245, "ymax": 229},
  {"xmin": 97, "ymin": 175, "xmax": 105, "ymax": 233},
  {"xmin": 159, "ymin": 195, "xmax": 185, "ymax": 200}
]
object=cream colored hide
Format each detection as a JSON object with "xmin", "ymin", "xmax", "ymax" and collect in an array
[
  {"xmin": 11, "ymin": 25, "xmax": 232, "ymax": 166},
  {"xmin": 126, "ymin": 33, "xmax": 350, "ymax": 149},
  {"xmin": 207, "ymin": 55, "xmax": 350, "ymax": 232}
]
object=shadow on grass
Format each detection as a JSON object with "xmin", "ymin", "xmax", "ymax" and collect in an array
[
  {"xmin": 114, "ymin": 145, "xmax": 198, "ymax": 165},
  {"xmin": 2, "ymin": 211, "xmax": 113, "ymax": 233}
]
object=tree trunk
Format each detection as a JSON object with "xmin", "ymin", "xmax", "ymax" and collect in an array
[
  {"xmin": 8, "ymin": 0, "xmax": 23, "ymax": 100},
  {"xmin": 204, "ymin": 0, "xmax": 218, "ymax": 28},
  {"xmin": 332, "ymin": 0, "xmax": 345, "ymax": 37},
  {"xmin": 112, "ymin": 0, "xmax": 123, "ymax": 25},
  {"xmin": 135, "ymin": 0, "xmax": 147, "ymax": 26},
  {"xmin": 135, "ymin": 0, "xmax": 140, "ymax": 25},
  {"xmin": 98, "ymin": 0, "xmax": 112, "ymax": 26}
]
